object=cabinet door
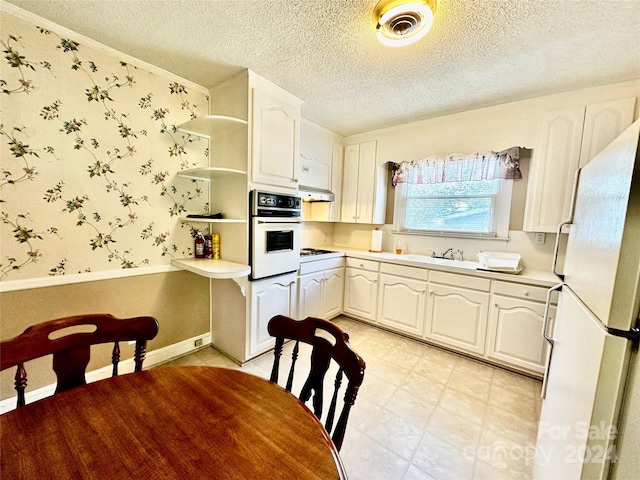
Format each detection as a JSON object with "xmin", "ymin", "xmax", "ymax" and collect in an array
[
  {"xmin": 579, "ymin": 97, "xmax": 636, "ymax": 168},
  {"xmin": 355, "ymin": 141, "xmax": 377, "ymax": 223},
  {"xmin": 298, "ymin": 272, "xmax": 324, "ymax": 319},
  {"xmin": 524, "ymin": 106, "xmax": 585, "ymax": 232},
  {"xmin": 251, "ymin": 88, "xmax": 300, "ymax": 189},
  {"xmin": 322, "ymin": 267, "xmax": 345, "ymax": 319},
  {"xmin": 250, "ymin": 276, "xmax": 297, "ymax": 356},
  {"xmin": 377, "ymin": 274, "xmax": 426, "ymax": 336},
  {"xmin": 299, "ymin": 122, "xmax": 332, "ymax": 190},
  {"xmin": 329, "ymin": 141, "xmax": 343, "ymax": 222},
  {"xmin": 341, "ymin": 141, "xmax": 378, "ymax": 224},
  {"xmin": 487, "ymin": 295, "xmax": 555, "ymax": 375},
  {"xmin": 343, "ymin": 268, "xmax": 378, "ymax": 322},
  {"xmin": 341, "ymin": 144, "xmax": 360, "ymax": 223},
  {"xmin": 425, "ymin": 284, "xmax": 489, "ymax": 355}
]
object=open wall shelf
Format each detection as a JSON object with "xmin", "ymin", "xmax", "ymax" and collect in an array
[
  {"xmin": 177, "ymin": 115, "xmax": 247, "ymax": 138},
  {"xmin": 177, "ymin": 167, "xmax": 246, "ymax": 181}
]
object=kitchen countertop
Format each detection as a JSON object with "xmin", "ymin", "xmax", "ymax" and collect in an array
[{"xmin": 300, "ymin": 249, "xmax": 561, "ymax": 287}]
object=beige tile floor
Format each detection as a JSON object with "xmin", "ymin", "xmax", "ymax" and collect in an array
[{"xmin": 161, "ymin": 316, "xmax": 542, "ymax": 480}]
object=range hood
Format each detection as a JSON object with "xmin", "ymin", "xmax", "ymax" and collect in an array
[{"xmin": 298, "ymin": 186, "xmax": 335, "ymax": 202}]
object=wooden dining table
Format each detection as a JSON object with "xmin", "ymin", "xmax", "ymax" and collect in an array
[{"xmin": 1, "ymin": 366, "xmax": 347, "ymax": 479}]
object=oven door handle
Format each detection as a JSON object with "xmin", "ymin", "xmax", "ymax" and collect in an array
[{"xmin": 257, "ymin": 220, "xmax": 302, "ymax": 225}]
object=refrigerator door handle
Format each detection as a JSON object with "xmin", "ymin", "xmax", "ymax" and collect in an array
[
  {"xmin": 552, "ymin": 168, "xmax": 581, "ymax": 280},
  {"xmin": 541, "ymin": 282, "xmax": 564, "ymax": 399}
]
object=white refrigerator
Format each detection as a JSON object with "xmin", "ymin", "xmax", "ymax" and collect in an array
[{"xmin": 533, "ymin": 119, "xmax": 640, "ymax": 479}]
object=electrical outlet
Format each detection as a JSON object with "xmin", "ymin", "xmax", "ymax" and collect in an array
[
  {"xmin": 535, "ymin": 232, "xmax": 546, "ymax": 244},
  {"xmin": 194, "ymin": 338, "xmax": 203, "ymax": 348}
]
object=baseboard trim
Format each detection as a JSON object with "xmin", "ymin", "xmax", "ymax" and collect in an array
[{"xmin": 0, "ymin": 332, "xmax": 211, "ymax": 414}]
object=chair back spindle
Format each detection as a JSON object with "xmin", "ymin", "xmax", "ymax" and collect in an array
[{"xmin": 286, "ymin": 340, "xmax": 299, "ymax": 392}]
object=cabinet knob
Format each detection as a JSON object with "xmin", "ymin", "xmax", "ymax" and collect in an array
[
  {"xmin": 523, "ymin": 290, "xmax": 529, "ymax": 296},
  {"xmin": 429, "ymin": 290, "xmax": 434, "ymax": 295},
  {"xmin": 495, "ymin": 303, "xmax": 499, "ymax": 308}
]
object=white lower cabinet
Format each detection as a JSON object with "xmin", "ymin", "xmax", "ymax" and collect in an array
[
  {"xmin": 298, "ymin": 265, "xmax": 344, "ymax": 319},
  {"xmin": 298, "ymin": 271, "xmax": 324, "ymax": 318},
  {"xmin": 486, "ymin": 282, "xmax": 557, "ymax": 375},
  {"xmin": 377, "ymin": 264, "xmax": 428, "ymax": 336},
  {"xmin": 323, "ymin": 268, "xmax": 345, "ymax": 318},
  {"xmin": 249, "ymin": 273, "xmax": 297, "ymax": 357},
  {"xmin": 292, "ymin": 255, "xmax": 557, "ymax": 378},
  {"xmin": 424, "ymin": 272, "xmax": 491, "ymax": 356},
  {"xmin": 343, "ymin": 258, "xmax": 379, "ymax": 322}
]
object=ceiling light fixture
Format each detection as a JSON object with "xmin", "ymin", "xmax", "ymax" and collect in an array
[{"xmin": 373, "ymin": 0, "xmax": 436, "ymax": 47}]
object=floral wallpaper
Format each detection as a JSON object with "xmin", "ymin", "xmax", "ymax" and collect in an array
[{"xmin": 1, "ymin": 12, "xmax": 210, "ymax": 281}]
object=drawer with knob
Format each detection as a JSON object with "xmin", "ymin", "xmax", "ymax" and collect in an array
[
  {"xmin": 345, "ymin": 257, "xmax": 380, "ymax": 272},
  {"xmin": 493, "ymin": 281, "xmax": 558, "ymax": 303}
]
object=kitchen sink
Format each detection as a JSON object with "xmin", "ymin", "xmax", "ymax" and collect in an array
[{"xmin": 394, "ymin": 254, "xmax": 479, "ymax": 271}]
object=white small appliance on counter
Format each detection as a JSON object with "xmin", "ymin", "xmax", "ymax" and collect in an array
[{"xmin": 477, "ymin": 252, "xmax": 522, "ymax": 274}]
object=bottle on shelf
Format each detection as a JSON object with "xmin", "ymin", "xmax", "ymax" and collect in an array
[
  {"xmin": 212, "ymin": 233, "xmax": 220, "ymax": 260},
  {"xmin": 194, "ymin": 232, "xmax": 206, "ymax": 258},
  {"xmin": 204, "ymin": 234, "xmax": 213, "ymax": 259}
]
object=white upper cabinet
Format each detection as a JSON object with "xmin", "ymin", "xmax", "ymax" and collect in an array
[
  {"xmin": 251, "ymin": 87, "xmax": 301, "ymax": 190},
  {"xmin": 524, "ymin": 106, "xmax": 585, "ymax": 233},
  {"xmin": 341, "ymin": 141, "xmax": 385, "ymax": 224},
  {"xmin": 329, "ymin": 141, "xmax": 344, "ymax": 222},
  {"xmin": 208, "ymin": 70, "xmax": 302, "ymax": 192},
  {"xmin": 524, "ymin": 96, "xmax": 636, "ymax": 232},
  {"xmin": 342, "ymin": 144, "xmax": 360, "ymax": 223},
  {"xmin": 299, "ymin": 120, "xmax": 333, "ymax": 191},
  {"xmin": 578, "ymin": 97, "xmax": 636, "ymax": 168},
  {"xmin": 298, "ymin": 120, "xmax": 344, "ymax": 222}
]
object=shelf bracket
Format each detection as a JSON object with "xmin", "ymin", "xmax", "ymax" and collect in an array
[{"xmin": 232, "ymin": 276, "xmax": 248, "ymax": 297}]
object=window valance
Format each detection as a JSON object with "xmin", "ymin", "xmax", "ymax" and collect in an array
[{"xmin": 391, "ymin": 147, "xmax": 522, "ymax": 186}]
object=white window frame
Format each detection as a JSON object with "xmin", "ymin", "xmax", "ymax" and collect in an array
[{"xmin": 393, "ymin": 179, "xmax": 513, "ymax": 239}]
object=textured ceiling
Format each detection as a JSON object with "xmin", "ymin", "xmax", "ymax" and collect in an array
[{"xmin": 4, "ymin": 0, "xmax": 640, "ymax": 136}]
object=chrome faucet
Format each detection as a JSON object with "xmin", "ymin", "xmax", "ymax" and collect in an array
[
  {"xmin": 456, "ymin": 249, "xmax": 464, "ymax": 261},
  {"xmin": 440, "ymin": 248, "xmax": 455, "ymax": 260},
  {"xmin": 431, "ymin": 248, "xmax": 455, "ymax": 260}
]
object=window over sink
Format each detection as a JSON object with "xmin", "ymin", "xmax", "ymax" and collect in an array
[{"xmin": 392, "ymin": 148, "xmax": 521, "ymax": 238}]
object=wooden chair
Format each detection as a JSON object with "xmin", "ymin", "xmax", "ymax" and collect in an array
[
  {"xmin": 268, "ymin": 315, "xmax": 366, "ymax": 451},
  {"xmin": 0, "ymin": 313, "xmax": 159, "ymax": 408}
]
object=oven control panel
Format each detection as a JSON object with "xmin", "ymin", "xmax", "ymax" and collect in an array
[{"xmin": 252, "ymin": 191, "xmax": 301, "ymax": 217}]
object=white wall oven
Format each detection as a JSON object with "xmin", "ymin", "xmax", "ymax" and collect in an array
[{"xmin": 249, "ymin": 190, "xmax": 301, "ymax": 280}]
